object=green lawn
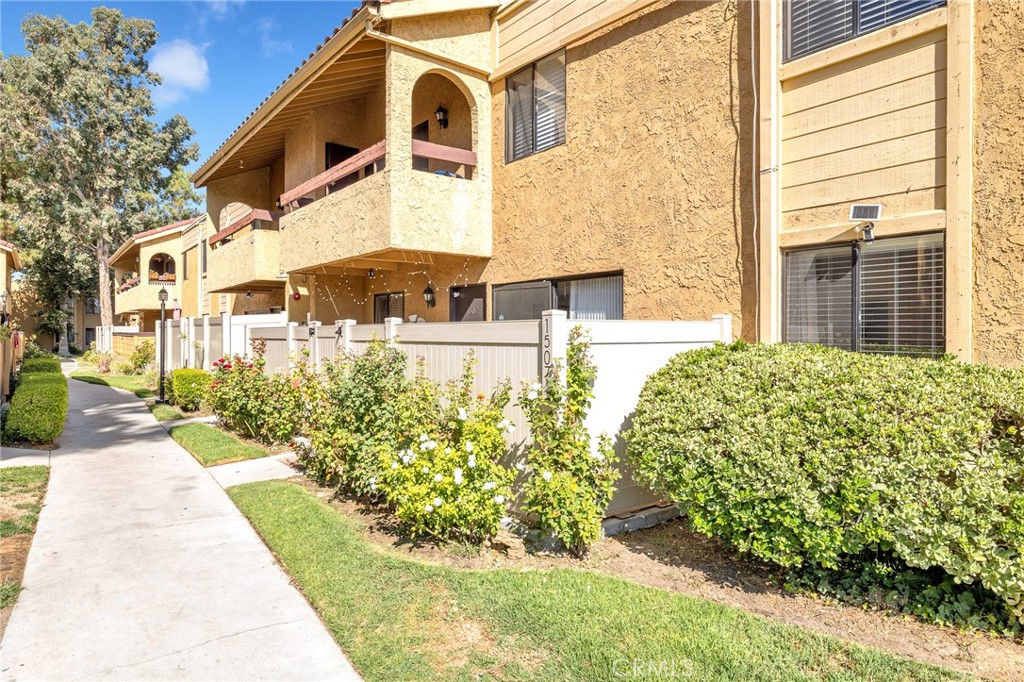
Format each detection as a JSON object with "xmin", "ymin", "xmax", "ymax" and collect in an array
[
  {"xmin": 228, "ymin": 480, "xmax": 966, "ymax": 682},
  {"xmin": 169, "ymin": 423, "xmax": 268, "ymax": 467},
  {"xmin": 0, "ymin": 466, "xmax": 50, "ymax": 613},
  {"xmin": 70, "ymin": 372, "xmax": 155, "ymax": 399},
  {"xmin": 149, "ymin": 402, "xmax": 185, "ymax": 422}
]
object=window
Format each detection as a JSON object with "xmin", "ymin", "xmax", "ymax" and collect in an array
[
  {"xmin": 85, "ymin": 298, "xmax": 101, "ymax": 315},
  {"xmin": 182, "ymin": 249, "xmax": 189, "ymax": 280},
  {"xmin": 506, "ymin": 51, "xmax": 566, "ymax": 162},
  {"xmin": 785, "ymin": 0, "xmax": 945, "ymax": 61},
  {"xmin": 492, "ymin": 274, "xmax": 623, "ymax": 321},
  {"xmin": 201, "ymin": 240, "xmax": 208, "ymax": 275},
  {"xmin": 783, "ymin": 233, "xmax": 944, "ymax": 356},
  {"xmin": 373, "ymin": 292, "xmax": 405, "ymax": 323}
]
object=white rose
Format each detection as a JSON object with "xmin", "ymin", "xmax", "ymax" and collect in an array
[
  {"xmin": 494, "ymin": 495, "xmax": 505, "ymax": 504},
  {"xmin": 433, "ymin": 497, "xmax": 442, "ymax": 507},
  {"xmin": 542, "ymin": 471, "xmax": 552, "ymax": 482},
  {"xmin": 294, "ymin": 436, "xmax": 311, "ymax": 448},
  {"xmin": 370, "ymin": 483, "xmax": 377, "ymax": 491},
  {"xmin": 457, "ymin": 407, "xmax": 468, "ymax": 420},
  {"xmin": 425, "ymin": 504, "xmax": 434, "ymax": 513},
  {"xmin": 433, "ymin": 473, "xmax": 443, "ymax": 482},
  {"xmin": 468, "ymin": 454, "xmax": 476, "ymax": 468},
  {"xmin": 465, "ymin": 441, "xmax": 474, "ymax": 453},
  {"xmin": 445, "ymin": 447, "xmax": 452, "ymax": 454},
  {"xmin": 454, "ymin": 468, "xmax": 464, "ymax": 485}
]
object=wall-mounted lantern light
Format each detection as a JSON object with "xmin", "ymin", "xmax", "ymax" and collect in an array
[
  {"xmin": 423, "ymin": 286, "xmax": 436, "ymax": 308},
  {"xmin": 856, "ymin": 223, "xmax": 875, "ymax": 243},
  {"xmin": 434, "ymin": 104, "xmax": 448, "ymax": 129}
]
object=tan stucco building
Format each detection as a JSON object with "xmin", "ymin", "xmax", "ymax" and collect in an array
[{"xmin": 187, "ymin": 0, "xmax": 1024, "ymax": 366}]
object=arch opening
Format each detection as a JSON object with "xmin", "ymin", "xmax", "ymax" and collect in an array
[
  {"xmin": 410, "ymin": 71, "xmax": 475, "ymax": 179},
  {"xmin": 148, "ymin": 253, "xmax": 176, "ymax": 284}
]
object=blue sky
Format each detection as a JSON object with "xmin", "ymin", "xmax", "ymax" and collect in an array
[{"xmin": 1, "ymin": 0, "xmax": 362, "ymax": 171}]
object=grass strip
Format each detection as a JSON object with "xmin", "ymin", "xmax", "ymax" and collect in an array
[
  {"xmin": 149, "ymin": 402, "xmax": 185, "ymax": 422},
  {"xmin": 70, "ymin": 372, "xmax": 156, "ymax": 399},
  {"xmin": 228, "ymin": 480, "xmax": 965, "ymax": 682},
  {"xmin": 169, "ymin": 423, "xmax": 267, "ymax": 467}
]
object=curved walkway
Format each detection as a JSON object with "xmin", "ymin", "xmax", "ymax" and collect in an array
[{"xmin": 0, "ymin": 378, "xmax": 360, "ymax": 681}]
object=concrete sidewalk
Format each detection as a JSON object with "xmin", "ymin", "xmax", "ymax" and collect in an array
[{"xmin": 0, "ymin": 379, "xmax": 361, "ymax": 681}]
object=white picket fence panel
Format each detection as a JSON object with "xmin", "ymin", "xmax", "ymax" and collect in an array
[{"xmin": 154, "ymin": 310, "xmax": 732, "ymax": 514}]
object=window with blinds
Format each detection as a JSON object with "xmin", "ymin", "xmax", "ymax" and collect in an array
[
  {"xmin": 785, "ymin": 0, "xmax": 945, "ymax": 61},
  {"xmin": 783, "ymin": 234, "xmax": 944, "ymax": 357},
  {"xmin": 505, "ymin": 50, "xmax": 566, "ymax": 162},
  {"xmin": 373, "ymin": 292, "xmax": 405, "ymax": 324}
]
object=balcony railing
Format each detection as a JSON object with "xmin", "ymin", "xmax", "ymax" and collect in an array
[
  {"xmin": 278, "ymin": 138, "xmax": 477, "ymax": 211},
  {"xmin": 117, "ymin": 277, "xmax": 141, "ymax": 294},
  {"xmin": 149, "ymin": 273, "xmax": 176, "ymax": 285},
  {"xmin": 210, "ymin": 208, "xmax": 282, "ymax": 246}
]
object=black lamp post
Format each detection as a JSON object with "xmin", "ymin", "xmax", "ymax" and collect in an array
[{"xmin": 158, "ymin": 286, "xmax": 168, "ymax": 402}]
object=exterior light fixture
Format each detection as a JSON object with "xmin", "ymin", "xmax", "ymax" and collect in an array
[
  {"xmin": 158, "ymin": 287, "xmax": 169, "ymax": 303},
  {"xmin": 423, "ymin": 286, "xmax": 436, "ymax": 308},
  {"xmin": 1, "ymin": 290, "xmax": 9, "ymax": 310},
  {"xmin": 367, "ymin": 268, "xmax": 376, "ymax": 279},
  {"xmin": 434, "ymin": 104, "xmax": 448, "ymax": 129}
]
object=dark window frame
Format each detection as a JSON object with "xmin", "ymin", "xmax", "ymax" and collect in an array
[
  {"xmin": 491, "ymin": 271, "xmax": 623, "ymax": 321},
  {"xmin": 784, "ymin": 0, "xmax": 946, "ymax": 62},
  {"xmin": 373, "ymin": 291, "xmax": 405, "ymax": 324},
  {"xmin": 505, "ymin": 50, "xmax": 567, "ymax": 163},
  {"xmin": 182, "ymin": 249, "xmax": 189, "ymax": 281},
  {"xmin": 782, "ymin": 233, "xmax": 945, "ymax": 356}
]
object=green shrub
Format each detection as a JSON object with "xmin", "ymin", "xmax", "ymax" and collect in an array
[
  {"xmin": 376, "ymin": 360, "xmax": 516, "ymax": 541},
  {"xmin": 626, "ymin": 342, "xmax": 1024, "ymax": 629},
  {"xmin": 207, "ymin": 352, "xmax": 300, "ymax": 445},
  {"xmin": 167, "ymin": 369, "xmax": 212, "ymax": 412},
  {"xmin": 22, "ymin": 339, "xmax": 53, "ymax": 359},
  {"xmin": 519, "ymin": 327, "xmax": 620, "ymax": 556},
  {"xmin": 21, "ymin": 357, "xmax": 62, "ymax": 374},
  {"xmin": 2, "ymin": 372, "xmax": 68, "ymax": 445},
  {"xmin": 119, "ymin": 340, "xmax": 155, "ymax": 375},
  {"xmin": 296, "ymin": 340, "xmax": 411, "ymax": 495}
]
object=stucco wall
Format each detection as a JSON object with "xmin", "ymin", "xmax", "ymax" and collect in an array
[
  {"xmin": 390, "ymin": 9, "xmax": 492, "ymax": 69},
  {"xmin": 181, "ymin": 245, "xmax": 200, "ymax": 317},
  {"xmin": 484, "ymin": 0, "xmax": 755, "ymax": 335},
  {"xmin": 310, "ymin": 274, "xmax": 365, "ymax": 323},
  {"xmin": 972, "ymin": 2, "xmax": 1024, "ymax": 366},
  {"xmin": 207, "ymin": 167, "xmax": 273, "ymax": 231}
]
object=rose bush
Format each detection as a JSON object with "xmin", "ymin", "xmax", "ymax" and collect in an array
[{"xmin": 519, "ymin": 327, "xmax": 619, "ymax": 556}]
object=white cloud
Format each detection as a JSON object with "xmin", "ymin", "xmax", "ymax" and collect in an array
[
  {"xmin": 257, "ymin": 17, "xmax": 293, "ymax": 58},
  {"xmin": 207, "ymin": 0, "xmax": 245, "ymax": 18},
  {"xmin": 151, "ymin": 39, "xmax": 210, "ymax": 106}
]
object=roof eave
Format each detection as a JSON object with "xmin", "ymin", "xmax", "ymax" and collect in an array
[{"xmin": 190, "ymin": 4, "xmax": 376, "ymax": 188}]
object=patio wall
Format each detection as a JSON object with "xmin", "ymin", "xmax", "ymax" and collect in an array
[{"xmin": 156, "ymin": 310, "xmax": 732, "ymax": 514}]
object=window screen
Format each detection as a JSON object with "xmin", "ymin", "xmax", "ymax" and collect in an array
[
  {"xmin": 373, "ymin": 292, "xmax": 405, "ymax": 324},
  {"xmin": 784, "ymin": 246, "xmax": 855, "ymax": 349},
  {"xmin": 783, "ymin": 233, "xmax": 944, "ymax": 357},
  {"xmin": 506, "ymin": 50, "xmax": 566, "ymax": 162},
  {"xmin": 859, "ymin": 234, "xmax": 944, "ymax": 355},
  {"xmin": 492, "ymin": 281, "xmax": 553, "ymax": 321},
  {"xmin": 786, "ymin": 0, "xmax": 945, "ymax": 61}
]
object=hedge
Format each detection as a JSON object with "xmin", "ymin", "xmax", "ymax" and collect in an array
[
  {"xmin": 20, "ymin": 357, "xmax": 62, "ymax": 374},
  {"xmin": 626, "ymin": 342, "xmax": 1024, "ymax": 626},
  {"xmin": 166, "ymin": 368, "xmax": 212, "ymax": 412},
  {"xmin": 2, "ymin": 368, "xmax": 69, "ymax": 445}
]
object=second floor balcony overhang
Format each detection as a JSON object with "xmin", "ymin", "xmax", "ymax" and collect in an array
[
  {"xmin": 190, "ymin": 0, "xmax": 495, "ymax": 277},
  {"xmin": 206, "ymin": 208, "xmax": 286, "ymax": 294}
]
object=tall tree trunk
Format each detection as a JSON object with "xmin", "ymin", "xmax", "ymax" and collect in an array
[{"xmin": 97, "ymin": 238, "xmax": 113, "ymax": 328}]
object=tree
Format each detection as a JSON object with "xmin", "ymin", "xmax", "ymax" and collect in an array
[
  {"xmin": 153, "ymin": 166, "xmax": 204, "ymax": 224},
  {"xmin": 0, "ymin": 7, "xmax": 197, "ymax": 327}
]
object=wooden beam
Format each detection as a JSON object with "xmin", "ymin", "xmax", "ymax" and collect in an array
[
  {"xmin": 944, "ymin": 0, "xmax": 974, "ymax": 361},
  {"xmin": 279, "ymin": 140, "xmax": 386, "ymax": 207},
  {"xmin": 779, "ymin": 210, "xmax": 946, "ymax": 248},
  {"xmin": 335, "ymin": 258, "xmax": 399, "ymax": 272},
  {"xmin": 411, "ymin": 139, "xmax": 477, "ymax": 167}
]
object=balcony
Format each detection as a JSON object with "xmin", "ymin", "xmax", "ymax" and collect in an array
[
  {"xmin": 207, "ymin": 210, "xmax": 285, "ymax": 293},
  {"xmin": 116, "ymin": 277, "xmax": 177, "ymax": 313},
  {"xmin": 278, "ymin": 139, "xmax": 491, "ymax": 274}
]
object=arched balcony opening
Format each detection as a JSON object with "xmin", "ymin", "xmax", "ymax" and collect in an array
[
  {"xmin": 410, "ymin": 71, "xmax": 476, "ymax": 179},
  {"xmin": 148, "ymin": 253, "xmax": 176, "ymax": 284}
]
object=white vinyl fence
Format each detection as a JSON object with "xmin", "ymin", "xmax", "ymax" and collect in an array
[{"xmin": 156, "ymin": 310, "xmax": 732, "ymax": 514}]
